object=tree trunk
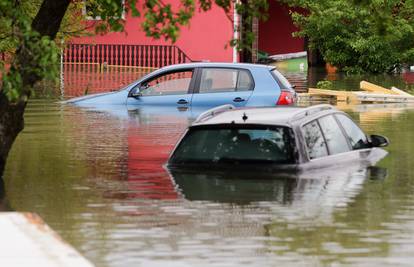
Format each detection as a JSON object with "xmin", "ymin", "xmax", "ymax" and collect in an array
[
  {"xmin": 0, "ymin": 95, "xmax": 26, "ymax": 176},
  {"xmin": 0, "ymin": 173, "xmax": 9, "ymax": 211},
  {"xmin": 238, "ymin": 0, "xmax": 253, "ymax": 63},
  {"xmin": 0, "ymin": 0, "xmax": 70, "ymax": 177},
  {"xmin": 307, "ymin": 48, "xmax": 325, "ymax": 67},
  {"xmin": 305, "ymin": 38, "xmax": 325, "ymax": 67}
]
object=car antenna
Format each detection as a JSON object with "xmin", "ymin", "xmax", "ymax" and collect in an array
[{"xmin": 242, "ymin": 113, "xmax": 248, "ymax": 122}]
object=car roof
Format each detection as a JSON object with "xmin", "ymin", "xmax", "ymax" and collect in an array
[
  {"xmin": 158, "ymin": 62, "xmax": 274, "ymax": 72},
  {"xmin": 192, "ymin": 104, "xmax": 337, "ymax": 127},
  {"xmin": 133, "ymin": 62, "xmax": 277, "ymax": 86}
]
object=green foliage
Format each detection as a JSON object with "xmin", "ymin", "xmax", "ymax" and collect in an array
[
  {"xmin": 283, "ymin": 0, "xmax": 414, "ymax": 73},
  {"xmin": 0, "ymin": 1, "xmax": 85, "ymax": 54},
  {"xmin": 84, "ymin": 0, "xmax": 126, "ymax": 34},
  {"xmin": 5, "ymin": 34, "xmax": 59, "ymax": 101},
  {"xmin": 0, "ymin": 0, "xmax": 89, "ymax": 102},
  {"xmin": 232, "ymin": 0, "xmax": 268, "ymax": 52},
  {"xmin": 316, "ymin": 80, "xmax": 333, "ymax": 89},
  {"xmin": 0, "ymin": 0, "xmax": 60, "ymax": 102},
  {"xmin": 142, "ymin": 0, "xmax": 195, "ymax": 42}
]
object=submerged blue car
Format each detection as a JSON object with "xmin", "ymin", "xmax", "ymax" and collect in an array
[{"xmin": 66, "ymin": 62, "xmax": 296, "ymax": 108}]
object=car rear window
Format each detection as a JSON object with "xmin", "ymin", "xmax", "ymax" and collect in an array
[
  {"xmin": 170, "ymin": 125, "xmax": 296, "ymax": 165},
  {"xmin": 271, "ymin": 69, "xmax": 292, "ymax": 90}
]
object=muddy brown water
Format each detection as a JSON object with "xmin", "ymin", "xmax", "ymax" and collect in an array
[{"xmin": 3, "ymin": 68, "xmax": 414, "ymax": 267}]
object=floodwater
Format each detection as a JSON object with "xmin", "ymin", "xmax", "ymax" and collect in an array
[{"xmin": 3, "ymin": 66, "xmax": 414, "ymax": 267}]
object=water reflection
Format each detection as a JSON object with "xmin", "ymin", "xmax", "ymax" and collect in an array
[
  {"xmin": 127, "ymin": 106, "xmax": 196, "ymax": 123},
  {"xmin": 281, "ymin": 66, "xmax": 414, "ymax": 92},
  {"xmin": 339, "ymin": 103, "xmax": 414, "ymax": 123},
  {"xmin": 170, "ymin": 165, "xmax": 387, "ymax": 207}
]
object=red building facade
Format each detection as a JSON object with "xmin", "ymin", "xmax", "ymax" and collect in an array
[
  {"xmin": 258, "ymin": 1, "xmax": 305, "ymax": 56},
  {"xmin": 72, "ymin": 1, "xmax": 234, "ymax": 62},
  {"xmin": 69, "ymin": 1, "xmax": 304, "ymax": 63}
]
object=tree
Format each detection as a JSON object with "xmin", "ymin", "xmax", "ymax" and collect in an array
[
  {"xmin": 283, "ymin": 0, "xmax": 414, "ymax": 73},
  {"xmin": 0, "ymin": 0, "xmax": 268, "ymax": 178},
  {"xmin": 0, "ymin": 0, "xmax": 71, "ymax": 177}
]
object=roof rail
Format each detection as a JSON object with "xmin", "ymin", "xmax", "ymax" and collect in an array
[
  {"xmin": 289, "ymin": 104, "xmax": 335, "ymax": 123},
  {"xmin": 194, "ymin": 104, "xmax": 236, "ymax": 123}
]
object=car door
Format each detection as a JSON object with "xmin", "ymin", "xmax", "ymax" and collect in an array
[
  {"xmin": 191, "ymin": 68, "xmax": 254, "ymax": 107},
  {"xmin": 127, "ymin": 68, "xmax": 195, "ymax": 110}
]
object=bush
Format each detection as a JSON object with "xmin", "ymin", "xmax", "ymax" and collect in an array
[
  {"xmin": 316, "ymin": 80, "xmax": 333, "ymax": 89},
  {"xmin": 284, "ymin": 0, "xmax": 414, "ymax": 73}
]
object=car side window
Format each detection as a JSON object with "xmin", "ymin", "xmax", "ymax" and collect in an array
[
  {"xmin": 140, "ymin": 70, "xmax": 193, "ymax": 96},
  {"xmin": 318, "ymin": 115, "xmax": 350, "ymax": 155},
  {"xmin": 199, "ymin": 68, "xmax": 253, "ymax": 93},
  {"xmin": 302, "ymin": 120, "xmax": 328, "ymax": 159},
  {"xmin": 335, "ymin": 114, "xmax": 370, "ymax": 150},
  {"xmin": 237, "ymin": 70, "xmax": 254, "ymax": 91}
]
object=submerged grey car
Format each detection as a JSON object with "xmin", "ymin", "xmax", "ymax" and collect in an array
[{"xmin": 167, "ymin": 104, "xmax": 389, "ymax": 170}]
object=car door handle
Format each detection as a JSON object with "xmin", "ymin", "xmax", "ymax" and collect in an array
[
  {"xmin": 177, "ymin": 99, "xmax": 188, "ymax": 105},
  {"xmin": 233, "ymin": 97, "xmax": 245, "ymax": 103}
]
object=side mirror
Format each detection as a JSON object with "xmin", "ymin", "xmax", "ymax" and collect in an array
[
  {"xmin": 370, "ymin": 134, "xmax": 389, "ymax": 147},
  {"xmin": 128, "ymin": 86, "xmax": 141, "ymax": 98}
]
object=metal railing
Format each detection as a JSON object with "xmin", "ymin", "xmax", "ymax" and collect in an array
[
  {"xmin": 63, "ymin": 44, "xmax": 192, "ymax": 69},
  {"xmin": 61, "ymin": 64, "xmax": 151, "ymax": 98},
  {"xmin": 61, "ymin": 44, "xmax": 192, "ymax": 97}
]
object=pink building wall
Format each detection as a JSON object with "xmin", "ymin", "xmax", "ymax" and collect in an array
[{"xmin": 72, "ymin": 2, "xmax": 235, "ymax": 62}]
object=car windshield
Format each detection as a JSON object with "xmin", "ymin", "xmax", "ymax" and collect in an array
[{"xmin": 170, "ymin": 125, "xmax": 296, "ymax": 165}]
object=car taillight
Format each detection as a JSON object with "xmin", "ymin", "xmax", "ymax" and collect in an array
[{"xmin": 276, "ymin": 90, "xmax": 296, "ymax": 105}]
